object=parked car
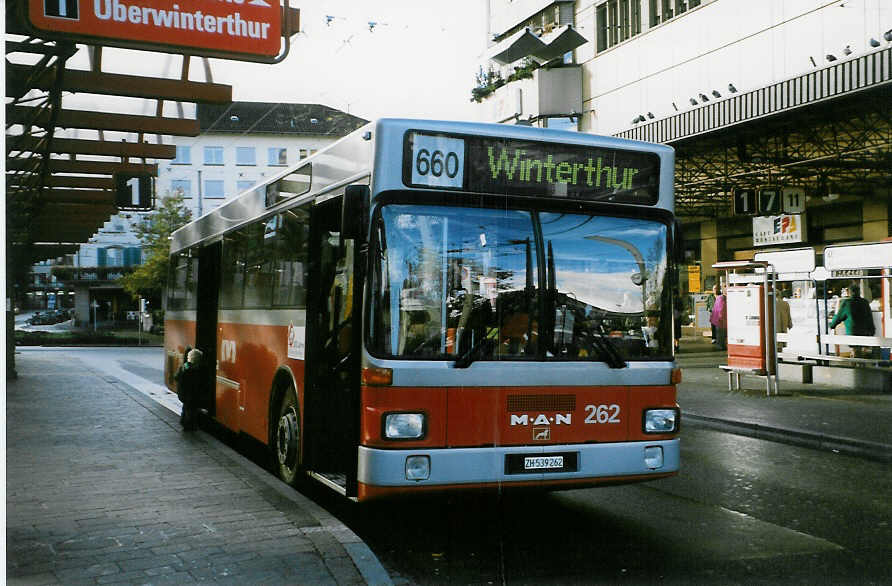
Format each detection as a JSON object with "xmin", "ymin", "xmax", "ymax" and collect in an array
[
  {"xmin": 52, "ymin": 309, "xmax": 72, "ymax": 323},
  {"xmin": 26, "ymin": 312, "xmax": 50, "ymax": 325}
]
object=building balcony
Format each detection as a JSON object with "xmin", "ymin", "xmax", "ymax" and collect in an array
[{"xmin": 476, "ymin": 64, "xmax": 582, "ymax": 125}]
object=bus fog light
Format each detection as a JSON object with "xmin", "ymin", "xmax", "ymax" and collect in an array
[
  {"xmin": 644, "ymin": 408, "xmax": 678, "ymax": 433},
  {"xmin": 405, "ymin": 455, "xmax": 430, "ymax": 481},
  {"xmin": 384, "ymin": 413, "xmax": 425, "ymax": 439},
  {"xmin": 644, "ymin": 446, "xmax": 663, "ymax": 469}
]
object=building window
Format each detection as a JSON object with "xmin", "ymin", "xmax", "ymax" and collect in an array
[
  {"xmin": 171, "ymin": 179, "xmax": 191, "ymax": 198},
  {"xmin": 237, "ymin": 180, "xmax": 255, "ymax": 193},
  {"xmin": 268, "ymin": 147, "xmax": 288, "ymax": 166},
  {"xmin": 204, "ymin": 146, "xmax": 224, "ymax": 165},
  {"xmin": 299, "ymin": 148, "xmax": 309, "ymax": 160},
  {"xmin": 236, "ymin": 146, "xmax": 256, "ymax": 166},
  {"xmin": 204, "ymin": 179, "xmax": 225, "ymax": 199},
  {"xmin": 172, "ymin": 145, "xmax": 191, "ymax": 164},
  {"xmin": 650, "ymin": 0, "xmax": 697, "ymax": 27},
  {"xmin": 597, "ymin": 0, "xmax": 640, "ymax": 52}
]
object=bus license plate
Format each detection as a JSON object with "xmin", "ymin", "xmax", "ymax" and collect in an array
[
  {"xmin": 505, "ymin": 452, "xmax": 577, "ymax": 474},
  {"xmin": 525, "ymin": 456, "xmax": 563, "ymax": 470}
]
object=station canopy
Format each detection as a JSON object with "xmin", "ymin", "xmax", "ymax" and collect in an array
[{"xmin": 5, "ymin": 1, "xmax": 300, "ymax": 265}]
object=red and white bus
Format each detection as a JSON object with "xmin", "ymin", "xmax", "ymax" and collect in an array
[{"xmin": 164, "ymin": 119, "xmax": 682, "ymax": 501}]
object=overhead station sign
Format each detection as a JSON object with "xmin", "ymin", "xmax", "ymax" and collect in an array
[{"xmin": 27, "ymin": 0, "xmax": 284, "ymax": 61}]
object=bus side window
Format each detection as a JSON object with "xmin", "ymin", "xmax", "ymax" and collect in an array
[
  {"xmin": 220, "ymin": 233, "xmax": 245, "ymax": 309},
  {"xmin": 273, "ymin": 211, "xmax": 309, "ymax": 308},
  {"xmin": 244, "ymin": 223, "xmax": 275, "ymax": 308}
]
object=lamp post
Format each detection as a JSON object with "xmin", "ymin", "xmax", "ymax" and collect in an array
[{"xmin": 91, "ymin": 300, "xmax": 99, "ymax": 333}]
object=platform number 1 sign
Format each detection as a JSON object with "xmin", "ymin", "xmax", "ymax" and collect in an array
[
  {"xmin": 44, "ymin": 0, "xmax": 79, "ymax": 19},
  {"xmin": 733, "ymin": 188, "xmax": 757, "ymax": 215}
]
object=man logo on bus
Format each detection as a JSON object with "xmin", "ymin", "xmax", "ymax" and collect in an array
[
  {"xmin": 533, "ymin": 427, "xmax": 550, "ymax": 441},
  {"xmin": 510, "ymin": 413, "xmax": 572, "ymax": 426}
]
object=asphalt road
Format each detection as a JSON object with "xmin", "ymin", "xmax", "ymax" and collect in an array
[
  {"xmin": 339, "ymin": 425, "xmax": 891, "ymax": 585},
  {"xmin": 32, "ymin": 346, "xmax": 892, "ymax": 585}
]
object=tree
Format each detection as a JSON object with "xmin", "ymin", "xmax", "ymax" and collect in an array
[{"xmin": 119, "ymin": 194, "xmax": 191, "ymax": 304}]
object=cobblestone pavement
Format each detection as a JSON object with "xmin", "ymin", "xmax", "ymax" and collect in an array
[{"xmin": 6, "ymin": 350, "xmax": 392, "ymax": 585}]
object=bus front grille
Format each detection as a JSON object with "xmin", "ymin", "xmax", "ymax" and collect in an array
[{"xmin": 507, "ymin": 394, "xmax": 576, "ymax": 412}]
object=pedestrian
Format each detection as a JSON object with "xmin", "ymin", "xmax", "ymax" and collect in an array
[
  {"xmin": 706, "ymin": 285, "xmax": 718, "ymax": 344},
  {"xmin": 829, "ymin": 285, "xmax": 875, "ymax": 357},
  {"xmin": 710, "ymin": 285, "xmax": 727, "ymax": 350},
  {"xmin": 673, "ymin": 297, "xmax": 684, "ymax": 352},
  {"xmin": 775, "ymin": 288, "xmax": 792, "ymax": 352},
  {"xmin": 174, "ymin": 347, "xmax": 204, "ymax": 431}
]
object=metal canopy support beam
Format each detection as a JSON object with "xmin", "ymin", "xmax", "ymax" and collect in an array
[
  {"xmin": 6, "ymin": 158, "xmax": 157, "ymax": 176},
  {"xmin": 7, "ymin": 136, "xmax": 177, "ymax": 159},
  {"xmin": 5, "ymin": 63, "xmax": 233, "ymax": 103},
  {"xmin": 14, "ymin": 189, "xmax": 115, "ymax": 205},
  {"xmin": 8, "ymin": 174, "xmax": 116, "ymax": 189},
  {"xmin": 8, "ymin": 105, "xmax": 201, "ymax": 136},
  {"xmin": 672, "ymin": 84, "xmax": 891, "ymax": 219}
]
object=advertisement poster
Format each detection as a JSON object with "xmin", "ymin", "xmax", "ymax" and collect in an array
[
  {"xmin": 727, "ymin": 286, "xmax": 761, "ymax": 347},
  {"xmin": 753, "ymin": 214, "xmax": 805, "ymax": 246}
]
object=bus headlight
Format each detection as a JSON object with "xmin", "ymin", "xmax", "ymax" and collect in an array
[
  {"xmin": 405, "ymin": 455, "xmax": 430, "ymax": 481},
  {"xmin": 384, "ymin": 413, "xmax": 425, "ymax": 439},
  {"xmin": 643, "ymin": 408, "xmax": 678, "ymax": 433}
]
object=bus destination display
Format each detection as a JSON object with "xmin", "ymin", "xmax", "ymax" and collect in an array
[{"xmin": 404, "ymin": 131, "xmax": 660, "ymax": 204}]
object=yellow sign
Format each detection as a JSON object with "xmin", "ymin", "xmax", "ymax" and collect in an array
[{"xmin": 688, "ymin": 265, "xmax": 701, "ymax": 293}]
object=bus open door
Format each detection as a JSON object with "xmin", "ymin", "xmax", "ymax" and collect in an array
[{"xmin": 304, "ymin": 193, "xmax": 363, "ymax": 495}]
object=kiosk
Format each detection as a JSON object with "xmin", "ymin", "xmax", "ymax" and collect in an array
[{"xmin": 713, "ymin": 261, "xmax": 779, "ymax": 396}]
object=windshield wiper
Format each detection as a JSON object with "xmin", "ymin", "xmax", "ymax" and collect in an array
[{"xmin": 592, "ymin": 323, "xmax": 626, "ymax": 369}]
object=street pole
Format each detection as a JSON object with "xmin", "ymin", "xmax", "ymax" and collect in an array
[
  {"xmin": 91, "ymin": 300, "xmax": 98, "ymax": 333},
  {"xmin": 138, "ymin": 297, "xmax": 143, "ymax": 346}
]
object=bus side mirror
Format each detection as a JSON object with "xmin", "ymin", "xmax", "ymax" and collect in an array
[{"xmin": 342, "ymin": 184, "xmax": 370, "ymax": 242}]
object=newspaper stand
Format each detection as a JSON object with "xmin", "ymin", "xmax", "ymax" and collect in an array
[{"xmin": 713, "ymin": 261, "xmax": 779, "ymax": 396}]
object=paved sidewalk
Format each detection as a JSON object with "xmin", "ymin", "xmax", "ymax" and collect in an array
[
  {"xmin": 676, "ymin": 336, "xmax": 892, "ymax": 463},
  {"xmin": 6, "ymin": 350, "xmax": 393, "ymax": 585}
]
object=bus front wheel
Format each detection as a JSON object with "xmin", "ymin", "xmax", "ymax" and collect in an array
[{"xmin": 275, "ymin": 386, "xmax": 301, "ymax": 485}]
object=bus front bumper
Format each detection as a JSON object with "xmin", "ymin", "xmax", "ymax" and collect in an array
[{"xmin": 357, "ymin": 439, "xmax": 679, "ymax": 488}]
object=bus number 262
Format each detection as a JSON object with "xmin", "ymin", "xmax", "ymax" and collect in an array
[{"xmin": 584, "ymin": 404, "xmax": 620, "ymax": 424}]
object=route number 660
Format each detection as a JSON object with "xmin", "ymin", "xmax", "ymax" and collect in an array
[
  {"xmin": 410, "ymin": 133, "xmax": 464, "ymax": 188},
  {"xmin": 584, "ymin": 403, "xmax": 621, "ymax": 424}
]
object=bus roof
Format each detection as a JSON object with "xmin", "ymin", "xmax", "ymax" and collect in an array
[{"xmin": 170, "ymin": 118, "xmax": 674, "ymax": 254}]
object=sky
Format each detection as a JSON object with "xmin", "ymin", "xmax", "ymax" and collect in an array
[
  {"xmin": 222, "ymin": 1, "xmax": 489, "ymax": 121},
  {"xmin": 50, "ymin": 1, "xmax": 489, "ymax": 124}
]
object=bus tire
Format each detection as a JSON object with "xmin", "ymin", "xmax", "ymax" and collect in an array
[{"xmin": 275, "ymin": 385, "xmax": 301, "ymax": 485}]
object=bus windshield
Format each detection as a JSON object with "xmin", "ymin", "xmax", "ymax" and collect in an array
[{"xmin": 368, "ymin": 204, "xmax": 671, "ymax": 362}]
